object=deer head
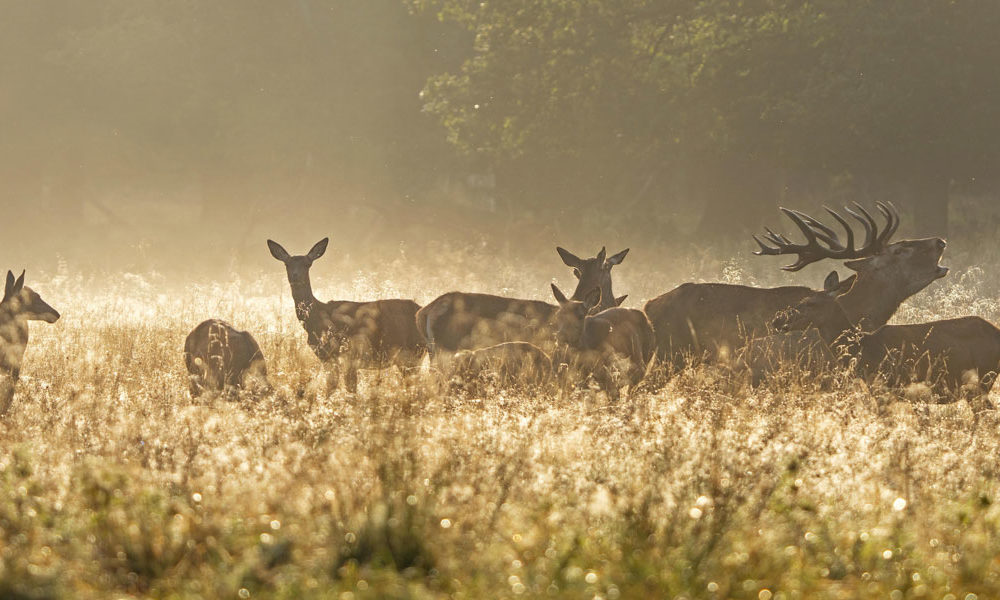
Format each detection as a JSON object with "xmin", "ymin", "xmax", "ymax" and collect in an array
[
  {"xmin": 551, "ymin": 283, "xmax": 602, "ymax": 346},
  {"xmin": 754, "ymin": 202, "xmax": 947, "ymax": 325},
  {"xmin": 771, "ymin": 287, "xmax": 854, "ymax": 342},
  {"xmin": 268, "ymin": 238, "xmax": 328, "ymax": 290},
  {"xmin": 557, "ymin": 246, "xmax": 629, "ymax": 309},
  {"xmin": 1, "ymin": 271, "xmax": 59, "ymax": 323}
]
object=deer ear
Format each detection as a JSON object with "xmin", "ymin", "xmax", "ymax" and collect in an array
[
  {"xmin": 605, "ymin": 248, "xmax": 629, "ymax": 266},
  {"xmin": 614, "ymin": 294, "xmax": 628, "ymax": 306},
  {"xmin": 556, "ymin": 247, "xmax": 582, "ymax": 268},
  {"xmin": 3, "ymin": 271, "xmax": 14, "ymax": 300},
  {"xmin": 307, "ymin": 238, "xmax": 329, "ymax": 261},
  {"xmin": 551, "ymin": 283, "xmax": 569, "ymax": 305},
  {"xmin": 823, "ymin": 271, "xmax": 840, "ymax": 294},
  {"xmin": 267, "ymin": 240, "xmax": 291, "ymax": 262},
  {"xmin": 12, "ymin": 271, "xmax": 24, "ymax": 296},
  {"xmin": 596, "ymin": 247, "xmax": 606, "ymax": 263}
]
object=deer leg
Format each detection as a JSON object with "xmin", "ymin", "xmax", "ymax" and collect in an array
[
  {"xmin": 0, "ymin": 376, "xmax": 14, "ymax": 417},
  {"xmin": 324, "ymin": 361, "xmax": 341, "ymax": 392},
  {"xmin": 594, "ymin": 366, "xmax": 620, "ymax": 403},
  {"xmin": 189, "ymin": 377, "xmax": 204, "ymax": 399},
  {"xmin": 344, "ymin": 362, "xmax": 359, "ymax": 394},
  {"xmin": 246, "ymin": 360, "xmax": 272, "ymax": 395},
  {"xmin": 970, "ymin": 391, "xmax": 995, "ymax": 414}
]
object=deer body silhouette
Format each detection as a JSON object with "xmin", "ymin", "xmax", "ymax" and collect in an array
[
  {"xmin": 184, "ymin": 319, "xmax": 269, "ymax": 398},
  {"xmin": 0, "ymin": 271, "xmax": 60, "ymax": 415},
  {"xmin": 268, "ymin": 238, "xmax": 424, "ymax": 392}
]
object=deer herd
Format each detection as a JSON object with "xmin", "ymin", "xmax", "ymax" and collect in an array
[{"xmin": 3, "ymin": 202, "xmax": 999, "ymax": 417}]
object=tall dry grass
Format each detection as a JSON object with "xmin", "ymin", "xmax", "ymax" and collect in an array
[{"xmin": 3, "ymin": 239, "xmax": 1000, "ymax": 599}]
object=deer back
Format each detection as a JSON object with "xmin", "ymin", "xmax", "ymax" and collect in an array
[
  {"xmin": 451, "ymin": 341, "xmax": 553, "ymax": 387},
  {"xmin": 860, "ymin": 317, "xmax": 1000, "ymax": 391},
  {"xmin": 644, "ymin": 281, "xmax": 839, "ymax": 362},
  {"xmin": 307, "ymin": 298, "xmax": 424, "ymax": 365},
  {"xmin": 417, "ymin": 292, "xmax": 559, "ymax": 353},
  {"xmin": 184, "ymin": 319, "xmax": 267, "ymax": 394}
]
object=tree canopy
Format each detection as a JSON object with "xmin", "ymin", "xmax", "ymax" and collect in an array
[{"xmin": 408, "ymin": 0, "xmax": 1000, "ymax": 235}]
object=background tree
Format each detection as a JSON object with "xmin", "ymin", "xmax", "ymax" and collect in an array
[{"xmin": 409, "ymin": 0, "xmax": 1000, "ymax": 237}]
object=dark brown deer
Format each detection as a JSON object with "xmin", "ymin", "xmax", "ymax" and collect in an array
[
  {"xmin": 644, "ymin": 202, "xmax": 947, "ymax": 366},
  {"xmin": 449, "ymin": 342, "xmax": 553, "ymax": 391},
  {"xmin": 184, "ymin": 319, "xmax": 269, "ymax": 398},
  {"xmin": 268, "ymin": 238, "xmax": 424, "ymax": 392},
  {"xmin": 417, "ymin": 246, "xmax": 628, "ymax": 354},
  {"xmin": 772, "ymin": 291, "xmax": 1000, "ymax": 409},
  {"xmin": 0, "ymin": 271, "xmax": 60, "ymax": 415},
  {"xmin": 557, "ymin": 246, "xmax": 629, "ymax": 312},
  {"xmin": 552, "ymin": 285, "xmax": 655, "ymax": 401}
]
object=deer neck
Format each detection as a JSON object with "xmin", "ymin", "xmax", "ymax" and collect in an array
[
  {"xmin": 0, "ymin": 309, "xmax": 27, "ymax": 351},
  {"xmin": 288, "ymin": 279, "xmax": 317, "ymax": 322},
  {"xmin": 835, "ymin": 275, "xmax": 903, "ymax": 331},
  {"xmin": 815, "ymin": 319, "xmax": 850, "ymax": 345},
  {"xmin": 599, "ymin": 279, "xmax": 616, "ymax": 310}
]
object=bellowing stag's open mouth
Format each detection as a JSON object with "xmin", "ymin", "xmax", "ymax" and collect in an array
[{"xmin": 933, "ymin": 238, "xmax": 948, "ymax": 279}]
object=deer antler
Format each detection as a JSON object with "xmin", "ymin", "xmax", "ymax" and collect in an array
[{"xmin": 753, "ymin": 203, "xmax": 899, "ymax": 271}]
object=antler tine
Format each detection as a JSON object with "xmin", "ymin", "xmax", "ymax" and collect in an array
[
  {"xmin": 762, "ymin": 227, "xmax": 789, "ymax": 246},
  {"xmin": 875, "ymin": 201, "xmax": 900, "ymax": 245},
  {"xmin": 886, "ymin": 201, "xmax": 900, "ymax": 238},
  {"xmin": 845, "ymin": 203, "xmax": 877, "ymax": 252},
  {"xmin": 752, "ymin": 234, "xmax": 781, "ymax": 255},
  {"xmin": 755, "ymin": 202, "xmax": 897, "ymax": 270},
  {"xmin": 821, "ymin": 207, "xmax": 854, "ymax": 253},
  {"xmin": 798, "ymin": 210, "xmax": 839, "ymax": 240},
  {"xmin": 763, "ymin": 208, "xmax": 836, "ymax": 271},
  {"xmin": 780, "ymin": 207, "xmax": 821, "ymax": 245},
  {"xmin": 792, "ymin": 210, "xmax": 843, "ymax": 249}
]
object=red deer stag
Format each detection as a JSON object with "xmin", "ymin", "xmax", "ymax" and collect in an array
[
  {"xmin": 184, "ymin": 319, "xmax": 269, "ymax": 398},
  {"xmin": 0, "ymin": 271, "xmax": 60, "ymax": 415},
  {"xmin": 552, "ymin": 285, "xmax": 655, "ymax": 401},
  {"xmin": 644, "ymin": 202, "xmax": 947, "ymax": 366},
  {"xmin": 772, "ymin": 291, "xmax": 1000, "ymax": 410},
  {"xmin": 268, "ymin": 238, "xmax": 424, "ymax": 392},
  {"xmin": 417, "ymin": 246, "xmax": 628, "ymax": 354}
]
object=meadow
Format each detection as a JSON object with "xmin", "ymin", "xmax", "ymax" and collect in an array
[{"xmin": 4, "ymin": 236, "xmax": 1000, "ymax": 600}]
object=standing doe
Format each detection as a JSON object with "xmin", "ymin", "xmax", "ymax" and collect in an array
[
  {"xmin": 0, "ymin": 271, "xmax": 60, "ymax": 415},
  {"xmin": 184, "ymin": 319, "xmax": 269, "ymax": 398},
  {"xmin": 268, "ymin": 238, "xmax": 424, "ymax": 392}
]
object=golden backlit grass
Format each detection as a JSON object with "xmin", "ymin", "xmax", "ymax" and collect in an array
[{"xmin": 4, "ymin": 249, "xmax": 1000, "ymax": 600}]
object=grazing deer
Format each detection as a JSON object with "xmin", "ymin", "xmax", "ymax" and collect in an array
[
  {"xmin": 184, "ymin": 319, "xmax": 269, "ymax": 398},
  {"xmin": 268, "ymin": 238, "xmax": 424, "ymax": 392},
  {"xmin": 449, "ymin": 342, "xmax": 553, "ymax": 391},
  {"xmin": 417, "ymin": 246, "xmax": 628, "ymax": 354},
  {"xmin": 0, "ymin": 271, "xmax": 60, "ymax": 415},
  {"xmin": 552, "ymin": 285, "xmax": 655, "ymax": 401},
  {"xmin": 644, "ymin": 202, "xmax": 948, "ymax": 366},
  {"xmin": 772, "ymin": 291, "xmax": 1000, "ymax": 409}
]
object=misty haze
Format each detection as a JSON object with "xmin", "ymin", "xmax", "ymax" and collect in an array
[{"xmin": 2, "ymin": 2, "xmax": 1000, "ymax": 599}]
